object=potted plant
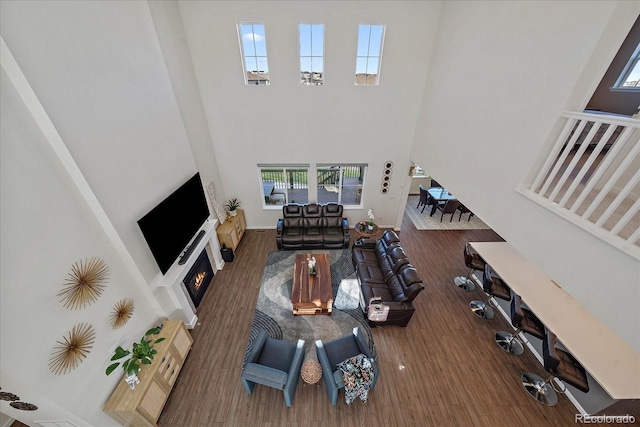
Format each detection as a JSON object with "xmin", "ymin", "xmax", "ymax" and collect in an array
[
  {"xmin": 105, "ymin": 326, "xmax": 165, "ymax": 387},
  {"xmin": 367, "ymin": 209, "xmax": 376, "ymax": 232},
  {"xmin": 226, "ymin": 198, "xmax": 241, "ymax": 217}
]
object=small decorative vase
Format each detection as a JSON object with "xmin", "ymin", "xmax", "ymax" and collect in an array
[
  {"xmin": 367, "ymin": 224, "xmax": 374, "ymax": 232},
  {"xmin": 125, "ymin": 371, "xmax": 140, "ymax": 390},
  {"xmin": 309, "ymin": 267, "xmax": 316, "ymax": 275},
  {"xmin": 229, "ymin": 210, "xmax": 237, "ymax": 217}
]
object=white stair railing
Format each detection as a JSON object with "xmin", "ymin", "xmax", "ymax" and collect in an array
[{"xmin": 518, "ymin": 111, "xmax": 640, "ymax": 259}]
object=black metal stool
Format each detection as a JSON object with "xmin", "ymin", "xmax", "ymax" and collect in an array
[
  {"xmin": 521, "ymin": 331, "xmax": 589, "ymax": 406},
  {"xmin": 494, "ymin": 294, "xmax": 546, "ymax": 355},
  {"xmin": 453, "ymin": 243, "xmax": 485, "ymax": 292},
  {"xmin": 469, "ymin": 264, "xmax": 511, "ymax": 320}
]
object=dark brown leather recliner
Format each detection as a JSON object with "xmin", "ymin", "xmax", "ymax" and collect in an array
[
  {"xmin": 351, "ymin": 230, "xmax": 425, "ymax": 327},
  {"xmin": 276, "ymin": 204, "xmax": 304, "ymax": 249},
  {"xmin": 276, "ymin": 203, "xmax": 349, "ymax": 250},
  {"xmin": 302, "ymin": 203, "xmax": 323, "ymax": 248},
  {"xmin": 321, "ymin": 204, "xmax": 350, "ymax": 249}
]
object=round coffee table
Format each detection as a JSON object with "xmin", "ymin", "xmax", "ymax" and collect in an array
[{"xmin": 300, "ymin": 359, "xmax": 322, "ymax": 384}]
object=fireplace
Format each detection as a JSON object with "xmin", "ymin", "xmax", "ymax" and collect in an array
[{"xmin": 183, "ymin": 249, "xmax": 214, "ymax": 308}]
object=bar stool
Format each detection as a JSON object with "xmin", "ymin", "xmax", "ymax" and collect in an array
[
  {"xmin": 469, "ymin": 264, "xmax": 511, "ymax": 320},
  {"xmin": 453, "ymin": 243, "xmax": 486, "ymax": 292},
  {"xmin": 521, "ymin": 331, "xmax": 589, "ymax": 406},
  {"xmin": 494, "ymin": 294, "xmax": 546, "ymax": 355}
]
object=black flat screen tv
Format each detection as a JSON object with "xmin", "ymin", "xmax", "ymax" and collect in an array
[{"xmin": 137, "ymin": 173, "xmax": 209, "ymax": 275}]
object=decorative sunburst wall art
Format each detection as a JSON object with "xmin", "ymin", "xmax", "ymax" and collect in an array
[
  {"xmin": 49, "ymin": 323, "xmax": 96, "ymax": 375},
  {"xmin": 58, "ymin": 257, "xmax": 109, "ymax": 309},
  {"xmin": 110, "ymin": 298, "xmax": 135, "ymax": 329}
]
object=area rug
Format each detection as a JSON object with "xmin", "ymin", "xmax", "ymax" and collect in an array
[
  {"xmin": 405, "ymin": 195, "xmax": 491, "ymax": 230},
  {"xmin": 243, "ymin": 249, "xmax": 375, "ymax": 366}
]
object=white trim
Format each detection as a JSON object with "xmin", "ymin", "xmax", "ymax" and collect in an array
[{"xmin": 515, "ymin": 186, "xmax": 639, "ymax": 260}]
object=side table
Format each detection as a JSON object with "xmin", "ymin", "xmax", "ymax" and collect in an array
[
  {"xmin": 353, "ymin": 222, "xmax": 380, "ymax": 240},
  {"xmin": 301, "ymin": 359, "xmax": 322, "ymax": 384}
]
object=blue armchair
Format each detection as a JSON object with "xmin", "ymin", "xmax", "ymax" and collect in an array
[
  {"xmin": 315, "ymin": 327, "xmax": 379, "ymax": 405},
  {"xmin": 241, "ymin": 330, "xmax": 305, "ymax": 407}
]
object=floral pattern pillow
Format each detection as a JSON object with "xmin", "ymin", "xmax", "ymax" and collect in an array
[{"xmin": 337, "ymin": 353, "xmax": 375, "ymax": 404}]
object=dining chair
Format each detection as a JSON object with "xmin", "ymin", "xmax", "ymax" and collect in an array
[
  {"xmin": 456, "ymin": 203, "xmax": 474, "ymax": 221},
  {"xmin": 416, "ymin": 185, "xmax": 430, "ymax": 213},
  {"xmin": 435, "ymin": 199, "xmax": 460, "ymax": 222}
]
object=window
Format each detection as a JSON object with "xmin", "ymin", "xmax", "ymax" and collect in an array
[
  {"xmin": 260, "ymin": 165, "xmax": 309, "ymax": 206},
  {"xmin": 299, "ymin": 24, "xmax": 324, "ymax": 85},
  {"xmin": 317, "ymin": 164, "xmax": 366, "ymax": 206},
  {"xmin": 355, "ymin": 24, "xmax": 384, "ymax": 86},
  {"xmin": 613, "ymin": 42, "xmax": 640, "ymax": 89},
  {"xmin": 239, "ymin": 23, "xmax": 269, "ymax": 85}
]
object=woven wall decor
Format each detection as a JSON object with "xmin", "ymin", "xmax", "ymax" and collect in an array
[
  {"xmin": 110, "ymin": 298, "xmax": 135, "ymax": 329},
  {"xmin": 10, "ymin": 401, "xmax": 38, "ymax": 411},
  {"xmin": 206, "ymin": 180, "xmax": 227, "ymax": 224},
  {"xmin": 0, "ymin": 391, "xmax": 19, "ymax": 401},
  {"xmin": 58, "ymin": 257, "xmax": 109, "ymax": 309},
  {"xmin": 49, "ymin": 323, "xmax": 95, "ymax": 375}
]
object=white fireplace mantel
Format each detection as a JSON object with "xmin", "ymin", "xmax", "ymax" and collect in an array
[{"xmin": 151, "ymin": 216, "xmax": 224, "ymax": 328}]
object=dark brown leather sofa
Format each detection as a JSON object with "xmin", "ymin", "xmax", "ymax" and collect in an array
[
  {"xmin": 351, "ymin": 230, "xmax": 425, "ymax": 326},
  {"xmin": 276, "ymin": 203, "xmax": 350, "ymax": 250}
]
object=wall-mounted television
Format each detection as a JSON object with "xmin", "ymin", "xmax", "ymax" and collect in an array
[{"xmin": 137, "ymin": 173, "xmax": 210, "ymax": 275}]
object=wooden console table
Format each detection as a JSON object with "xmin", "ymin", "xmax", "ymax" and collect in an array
[
  {"xmin": 103, "ymin": 320, "xmax": 193, "ymax": 426},
  {"xmin": 216, "ymin": 209, "xmax": 246, "ymax": 252}
]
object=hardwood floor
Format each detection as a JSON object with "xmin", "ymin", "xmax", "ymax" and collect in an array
[{"xmin": 158, "ymin": 211, "xmax": 582, "ymax": 426}]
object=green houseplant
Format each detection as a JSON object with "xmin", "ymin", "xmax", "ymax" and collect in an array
[
  {"xmin": 225, "ymin": 198, "xmax": 241, "ymax": 217},
  {"xmin": 105, "ymin": 327, "xmax": 165, "ymax": 376}
]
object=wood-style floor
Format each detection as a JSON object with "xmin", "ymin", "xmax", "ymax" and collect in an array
[{"xmin": 158, "ymin": 210, "xmax": 582, "ymax": 426}]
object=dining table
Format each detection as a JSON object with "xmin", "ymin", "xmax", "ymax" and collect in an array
[{"xmin": 427, "ymin": 187, "xmax": 457, "ymax": 216}]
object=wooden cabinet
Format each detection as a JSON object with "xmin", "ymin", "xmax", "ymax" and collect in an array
[
  {"xmin": 216, "ymin": 208, "xmax": 246, "ymax": 252},
  {"xmin": 104, "ymin": 320, "xmax": 193, "ymax": 427}
]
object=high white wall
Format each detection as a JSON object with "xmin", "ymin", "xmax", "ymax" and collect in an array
[
  {"xmin": 0, "ymin": 66, "xmax": 157, "ymax": 426},
  {"xmin": 1, "ymin": 1, "xmax": 638, "ymax": 424},
  {"xmin": 0, "ymin": 1, "xmax": 201, "ymax": 424},
  {"xmin": 0, "ymin": 0, "xmax": 199, "ymax": 285},
  {"xmin": 179, "ymin": 0, "xmax": 442, "ymax": 229},
  {"xmin": 411, "ymin": 0, "xmax": 640, "ymax": 351}
]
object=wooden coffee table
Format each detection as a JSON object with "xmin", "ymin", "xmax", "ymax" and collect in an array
[{"xmin": 291, "ymin": 253, "xmax": 332, "ymax": 315}]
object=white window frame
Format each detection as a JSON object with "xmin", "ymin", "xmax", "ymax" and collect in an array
[
  {"xmin": 316, "ymin": 164, "xmax": 367, "ymax": 207},
  {"xmin": 259, "ymin": 165, "xmax": 310, "ymax": 208},
  {"xmin": 299, "ymin": 23, "xmax": 324, "ymax": 86},
  {"xmin": 612, "ymin": 42, "xmax": 640, "ymax": 91},
  {"xmin": 238, "ymin": 23, "xmax": 270, "ymax": 86},
  {"xmin": 355, "ymin": 24, "xmax": 385, "ymax": 86}
]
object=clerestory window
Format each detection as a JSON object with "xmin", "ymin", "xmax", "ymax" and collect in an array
[
  {"xmin": 299, "ymin": 24, "xmax": 324, "ymax": 85},
  {"xmin": 613, "ymin": 42, "xmax": 640, "ymax": 90},
  {"xmin": 239, "ymin": 23, "xmax": 270, "ymax": 85},
  {"xmin": 355, "ymin": 24, "xmax": 385, "ymax": 86}
]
